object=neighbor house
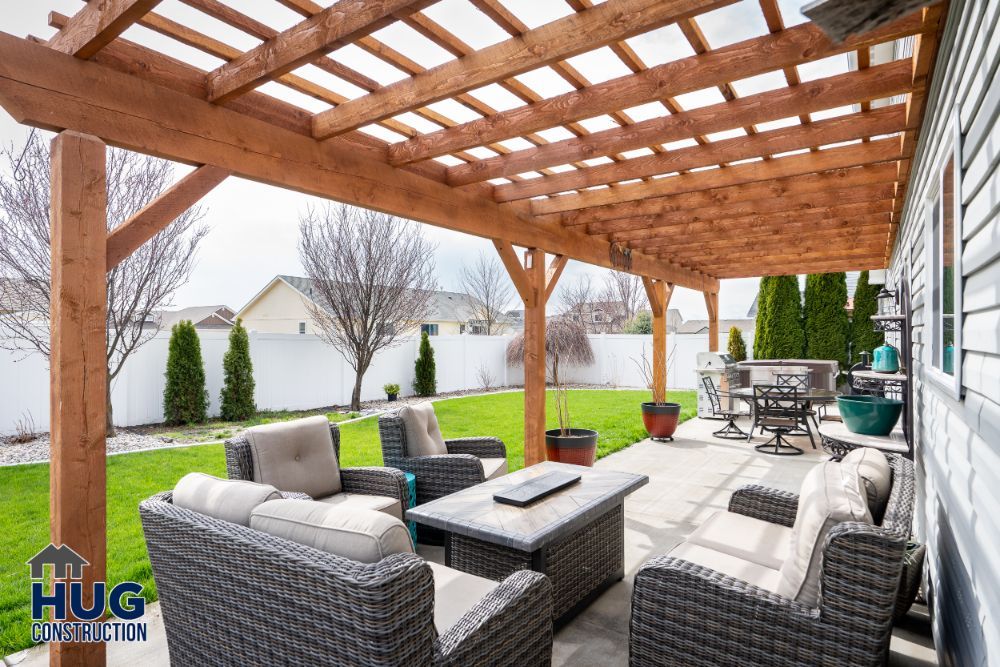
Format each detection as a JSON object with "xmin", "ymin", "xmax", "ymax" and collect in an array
[{"xmin": 149, "ymin": 305, "xmax": 236, "ymax": 330}]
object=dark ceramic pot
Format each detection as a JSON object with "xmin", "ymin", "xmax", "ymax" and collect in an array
[
  {"xmin": 641, "ymin": 402, "xmax": 681, "ymax": 441},
  {"xmin": 545, "ymin": 428, "xmax": 598, "ymax": 467},
  {"xmin": 387, "ymin": 394, "xmax": 398, "ymax": 402}
]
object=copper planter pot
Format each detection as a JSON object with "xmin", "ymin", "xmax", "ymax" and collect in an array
[
  {"xmin": 641, "ymin": 402, "xmax": 681, "ymax": 441},
  {"xmin": 545, "ymin": 428, "xmax": 598, "ymax": 467}
]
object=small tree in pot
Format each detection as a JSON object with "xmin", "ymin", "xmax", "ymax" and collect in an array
[
  {"xmin": 506, "ymin": 318, "xmax": 598, "ymax": 465},
  {"xmin": 632, "ymin": 349, "xmax": 681, "ymax": 442},
  {"xmin": 384, "ymin": 383, "xmax": 400, "ymax": 401}
]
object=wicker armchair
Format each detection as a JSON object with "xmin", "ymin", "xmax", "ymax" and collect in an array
[
  {"xmin": 378, "ymin": 408, "xmax": 507, "ymax": 506},
  {"xmin": 226, "ymin": 421, "xmax": 409, "ymax": 518},
  {"xmin": 140, "ymin": 492, "xmax": 553, "ymax": 667},
  {"xmin": 630, "ymin": 454, "xmax": 915, "ymax": 667}
]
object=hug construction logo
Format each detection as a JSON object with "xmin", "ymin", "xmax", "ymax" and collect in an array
[{"xmin": 26, "ymin": 544, "xmax": 147, "ymax": 644}]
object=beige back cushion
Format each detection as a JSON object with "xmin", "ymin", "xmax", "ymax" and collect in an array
[
  {"xmin": 250, "ymin": 499, "xmax": 413, "ymax": 563},
  {"xmin": 245, "ymin": 415, "xmax": 341, "ymax": 498},
  {"xmin": 842, "ymin": 447, "xmax": 892, "ymax": 523},
  {"xmin": 399, "ymin": 403, "xmax": 447, "ymax": 457},
  {"xmin": 777, "ymin": 460, "xmax": 872, "ymax": 607},
  {"xmin": 173, "ymin": 473, "xmax": 281, "ymax": 526}
]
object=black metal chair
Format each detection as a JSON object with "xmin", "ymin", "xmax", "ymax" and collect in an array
[
  {"xmin": 775, "ymin": 372, "xmax": 819, "ymax": 430},
  {"xmin": 701, "ymin": 376, "xmax": 746, "ymax": 439},
  {"xmin": 746, "ymin": 384, "xmax": 809, "ymax": 455}
]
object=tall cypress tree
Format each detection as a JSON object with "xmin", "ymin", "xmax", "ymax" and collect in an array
[
  {"xmin": 763, "ymin": 275, "xmax": 805, "ymax": 359},
  {"xmin": 220, "ymin": 318, "xmax": 256, "ymax": 421},
  {"xmin": 752, "ymin": 276, "xmax": 773, "ymax": 359},
  {"xmin": 163, "ymin": 320, "xmax": 208, "ymax": 425},
  {"xmin": 413, "ymin": 331, "xmax": 437, "ymax": 396},
  {"xmin": 850, "ymin": 270, "xmax": 884, "ymax": 364},
  {"xmin": 727, "ymin": 326, "xmax": 747, "ymax": 361},
  {"xmin": 804, "ymin": 272, "xmax": 850, "ymax": 372}
]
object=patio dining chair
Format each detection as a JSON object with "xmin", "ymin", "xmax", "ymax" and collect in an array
[
  {"xmin": 700, "ymin": 376, "xmax": 746, "ymax": 439},
  {"xmin": 776, "ymin": 371, "xmax": 819, "ymax": 429},
  {"xmin": 747, "ymin": 384, "xmax": 813, "ymax": 455}
]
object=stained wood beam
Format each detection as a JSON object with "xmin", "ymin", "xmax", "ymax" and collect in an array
[
  {"xmin": 47, "ymin": 0, "xmax": 162, "ymax": 58},
  {"xmin": 0, "ymin": 33, "xmax": 715, "ymax": 292},
  {"xmin": 311, "ymin": 0, "xmax": 733, "ymax": 139},
  {"xmin": 704, "ymin": 291, "xmax": 719, "ymax": 352},
  {"xmin": 642, "ymin": 277, "xmax": 673, "ymax": 401},
  {"xmin": 206, "ymin": 0, "xmax": 424, "ymax": 103},
  {"xmin": 493, "ymin": 239, "xmax": 532, "ymax": 303},
  {"xmin": 386, "ymin": 10, "xmax": 935, "ymax": 165},
  {"xmin": 450, "ymin": 60, "xmax": 915, "ymax": 186},
  {"xmin": 544, "ymin": 255, "xmax": 569, "ymax": 303},
  {"xmin": 495, "ymin": 106, "xmax": 907, "ymax": 201},
  {"xmin": 532, "ymin": 137, "xmax": 903, "ymax": 214},
  {"xmin": 712, "ymin": 257, "xmax": 886, "ymax": 278},
  {"xmin": 671, "ymin": 232, "xmax": 888, "ymax": 260},
  {"xmin": 557, "ymin": 164, "xmax": 901, "ymax": 226},
  {"xmin": 106, "ymin": 165, "xmax": 229, "ymax": 270},
  {"xmin": 694, "ymin": 251, "xmax": 887, "ymax": 272}
]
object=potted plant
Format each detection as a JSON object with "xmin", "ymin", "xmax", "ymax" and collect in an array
[
  {"xmin": 383, "ymin": 383, "xmax": 400, "ymax": 402},
  {"xmin": 633, "ymin": 350, "xmax": 682, "ymax": 442},
  {"xmin": 506, "ymin": 318, "xmax": 598, "ymax": 466}
]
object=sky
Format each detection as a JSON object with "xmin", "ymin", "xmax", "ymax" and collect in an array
[{"xmin": 0, "ymin": 0, "xmax": 845, "ymax": 321}]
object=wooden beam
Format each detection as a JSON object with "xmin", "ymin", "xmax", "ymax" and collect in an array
[
  {"xmin": 106, "ymin": 165, "xmax": 229, "ymax": 270},
  {"xmin": 523, "ymin": 248, "xmax": 546, "ymax": 466},
  {"xmin": 544, "ymin": 255, "xmax": 568, "ymax": 303},
  {"xmin": 0, "ymin": 33, "xmax": 716, "ymax": 292},
  {"xmin": 311, "ymin": 0, "xmax": 732, "ymax": 138},
  {"xmin": 449, "ymin": 59, "xmax": 915, "ymax": 185},
  {"xmin": 495, "ymin": 106, "xmax": 908, "ymax": 201},
  {"xmin": 712, "ymin": 257, "xmax": 886, "ymax": 278},
  {"xmin": 49, "ymin": 130, "xmax": 108, "ymax": 667},
  {"xmin": 386, "ymin": 10, "xmax": 934, "ymax": 165},
  {"xmin": 493, "ymin": 239, "xmax": 531, "ymax": 302},
  {"xmin": 531, "ymin": 137, "xmax": 903, "ymax": 214},
  {"xmin": 677, "ymin": 237, "xmax": 887, "ymax": 262},
  {"xmin": 692, "ymin": 246, "xmax": 886, "ymax": 267},
  {"xmin": 558, "ymin": 164, "xmax": 901, "ymax": 225},
  {"xmin": 206, "ymin": 0, "xmax": 424, "ymax": 103},
  {"xmin": 47, "ymin": 0, "xmax": 162, "ymax": 58},
  {"xmin": 642, "ymin": 277, "xmax": 673, "ymax": 402},
  {"xmin": 704, "ymin": 291, "xmax": 719, "ymax": 352}
]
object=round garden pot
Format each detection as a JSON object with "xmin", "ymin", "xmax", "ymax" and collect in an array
[
  {"xmin": 545, "ymin": 428, "xmax": 598, "ymax": 467},
  {"xmin": 641, "ymin": 402, "xmax": 681, "ymax": 441},
  {"xmin": 386, "ymin": 394, "xmax": 398, "ymax": 402}
]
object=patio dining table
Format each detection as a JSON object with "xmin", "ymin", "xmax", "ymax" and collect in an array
[{"xmin": 729, "ymin": 387, "xmax": 841, "ymax": 402}]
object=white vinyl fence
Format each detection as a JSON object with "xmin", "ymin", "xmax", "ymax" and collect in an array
[{"xmin": 0, "ymin": 329, "xmax": 752, "ymax": 434}]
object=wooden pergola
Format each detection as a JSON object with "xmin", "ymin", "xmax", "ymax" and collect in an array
[{"xmin": 0, "ymin": 0, "xmax": 942, "ymax": 663}]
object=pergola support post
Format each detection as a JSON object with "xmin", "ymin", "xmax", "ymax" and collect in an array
[
  {"xmin": 704, "ymin": 291, "xmax": 720, "ymax": 352},
  {"xmin": 642, "ymin": 278, "xmax": 674, "ymax": 401},
  {"xmin": 494, "ymin": 241, "xmax": 566, "ymax": 466},
  {"xmin": 49, "ymin": 130, "xmax": 108, "ymax": 667}
]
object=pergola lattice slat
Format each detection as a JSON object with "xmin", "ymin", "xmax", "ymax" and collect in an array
[{"xmin": 47, "ymin": 0, "xmax": 162, "ymax": 58}]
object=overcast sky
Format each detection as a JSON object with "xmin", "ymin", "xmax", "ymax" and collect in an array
[{"xmin": 0, "ymin": 0, "xmax": 840, "ymax": 321}]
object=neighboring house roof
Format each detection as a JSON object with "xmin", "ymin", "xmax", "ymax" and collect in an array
[
  {"xmin": 156, "ymin": 305, "xmax": 235, "ymax": 329},
  {"xmin": 677, "ymin": 318, "xmax": 756, "ymax": 335}
]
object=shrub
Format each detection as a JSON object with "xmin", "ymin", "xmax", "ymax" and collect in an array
[
  {"xmin": 850, "ymin": 270, "xmax": 884, "ymax": 363},
  {"xmin": 219, "ymin": 318, "xmax": 256, "ymax": 421},
  {"xmin": 413, "ymin": 332, "xmax": 437, "ymax": 396},
  {"xmin": 163, "ymin": 320, "xmax": 208, "ymax": 425},
  {"xmin": 760, "ymin": 275, "xmax": 805, "ymax": 359},
  {"xmin": 804, "ymin": 272, "xmax": 850, "ymax": 372},
  {"xmin": 752, "ymin": 276, "xmax": 773, "ymax": 359},
  {"xmin": 727, "ymin": 326, "xmax": 747, "ymax": 361},
  {"xmin": 623, "ymin": 311, "xmax": 653, "ymax": 334},
  {"xmin": 383, "ymin": 383, "xmax": 401, "ymax": 395}
]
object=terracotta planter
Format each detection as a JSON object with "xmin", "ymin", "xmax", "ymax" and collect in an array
[
  {"xmin": 545, "ymin": 428, "xmax": 598, "ymax": 467},
  {"xmin": 641, "ymin": 402, "xmax": 681, "ymax": 441}
]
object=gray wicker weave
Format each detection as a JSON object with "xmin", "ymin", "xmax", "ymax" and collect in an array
[
  {"xmin": 140, "ymin": 492, "xmax": 554, "ymax": 667},
  {"xmin": 629, "ymin": 454, "xmax": 915, "ymax": 667},
  {"xmin": 226, "ymin": 423, "xmax": 410, "ymax": 517},
  {"xmin": 378, "ymin": 410, "xmax": 506, "ymax": 506}
]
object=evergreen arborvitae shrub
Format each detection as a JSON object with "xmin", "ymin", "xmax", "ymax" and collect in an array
[
  {"xmin": 764, "ymin": 275, "xmax": 805, "ymax": 359},
  {"xmin": 163, "ymin": 320, "xmax": 209, "ymax": 425},
  {"xmin": 220, "ymin": 318, "xmax": 256, "ymax": 421},
  {"xmin": 413, "ymin": 331, "xmax": 437, "ymax": 396},
  {"xmin": 727, "ymin": 326, "xmax": 747, "ymax": 361},
  {"xmin": 624, "ymin": 311, "xmax": 653, "ymax": 334},
  {"xmin": 752, "ymin": 276, "xmax": 773, "ymax": 359},
  {"xmin": 804, "ymin": 272, "xmax": 850, "ymax": 372},
  {"xmin": 850, "ymin": 270, "xmax": 884, "ymax": 364}
]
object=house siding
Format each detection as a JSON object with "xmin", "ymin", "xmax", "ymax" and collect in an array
[{"xmin": 889, "ymin": 1, "xmax": 1000, "ymax": 665}]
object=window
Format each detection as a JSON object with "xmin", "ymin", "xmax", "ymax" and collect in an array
[
  {"xmin": 421, "ymin": 323, "xmax": 438, "ymax": 336},
  {"xmin": 298, "ymin": 322, "xmax": 306, "ymax": 335}
]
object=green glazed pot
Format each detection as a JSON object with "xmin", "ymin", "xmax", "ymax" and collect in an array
[{"xmin": 837, "ymin": 395, "xmax": 903, "ymax": 436}]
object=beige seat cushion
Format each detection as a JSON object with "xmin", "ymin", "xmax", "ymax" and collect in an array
[
  {"xmin": 428, "ymin": 562, "xmax": 500, "ymax": 632},
  {"xmin": 250, "ymin": 499, "xmax": 413, "ymax": 564},
  {"xmin": 843, "ymin": 447, "xmax": 892, "ymax": 523},
  {"xmin": 777, "ymin": 460, "xmax": 872, "ymax": 607},
  {"xmin": 669, "ymin": 542, "xmax": 782, "ymax": 593},
  {"xmin": 173, "ymin": 473, "xmax": 281, "ymax": 527},
  {"xmin": 316, "ymin": 492, "xmax": 402, "ymax": 521},
  {"xmin": 687, "ymin": 511, "xmax": 793, "ymax": 570},
  {"xmin": 246, "ymin": 416, "xmax": 341, "ymax": 499},
  {"xmin": 398, "ymin": 403, "xmax": 448, "ymax": 457},
  {"xmin": 481, "ymin": 458, "xmax": 508, "ymax": 480}
]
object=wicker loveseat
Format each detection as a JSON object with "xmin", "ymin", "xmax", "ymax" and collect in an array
[
  {"xmin": 630, "ymin": 450, "xmax": 914, "ymax": 667},
  {"xmin": 378, "ymin": 403, "xmax": 508, "ymax": 506},
  {"xmin": 140, "ymin": 484, "xmax": 554, "ymax": 666}
]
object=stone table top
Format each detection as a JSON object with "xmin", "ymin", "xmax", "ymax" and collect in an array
[
  {"xmin": 818, "ymin": 421, "xmax": 908, "ymax": 453},
  {"xmin": 406, "ymin": 461, "xmax": 648, "ymax": 552}
]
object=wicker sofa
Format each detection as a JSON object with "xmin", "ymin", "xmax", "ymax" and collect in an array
[
  {"xmin": 630, "ymin": 450, "xmax": 914, "ymax": 667},
  {"xmin": 378, "ymin": 404, "xmax": 508, "ymax": 506},
  {"xmin": 226, "ymin": 415, "xmax": 409, "ymax": 519},
  {"xmin": 140, "ymin": 481, "xmax": 554, "ymax": 666}
]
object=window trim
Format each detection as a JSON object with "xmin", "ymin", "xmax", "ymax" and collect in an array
[{"xmin": 923, "ymin": 114, "xmax": 963, "ymax": 400}]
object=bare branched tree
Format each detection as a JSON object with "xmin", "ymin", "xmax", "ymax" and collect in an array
[
  {"xmin": 299, "ymin": 204, "xmax": 437, "ymax": 411},
  {"xmin": 459, "ymin": 251, "xmax": 513, "ymax": 335},
  {"xmin": 0, "ymin": 132, "xmax": 208, "ymax": 435},
  {"xmin": 601, "ymin": 271, "xmax": 645, "ymax": 330},
  {"xmin": 558, "ymin": 275, "xmax": 598, "ymax": 332}
]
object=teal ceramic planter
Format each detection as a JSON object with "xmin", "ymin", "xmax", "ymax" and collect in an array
[
  {"xmin": 872, "ymin": 344, "xmax": 900, "ymax": 373},
  {"xmin": 837, "ymin": 395, "xmax": 903, "ymax": 436}
]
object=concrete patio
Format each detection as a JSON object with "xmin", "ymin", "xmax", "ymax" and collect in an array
[{"xmin": 12, "ymin": 416, "xmax": 936, "ymax": 667}]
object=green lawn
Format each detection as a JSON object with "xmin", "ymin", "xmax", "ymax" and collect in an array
[{"xmin": 0, "ymin": 389, "xmax": 694, "ymax": 655}]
